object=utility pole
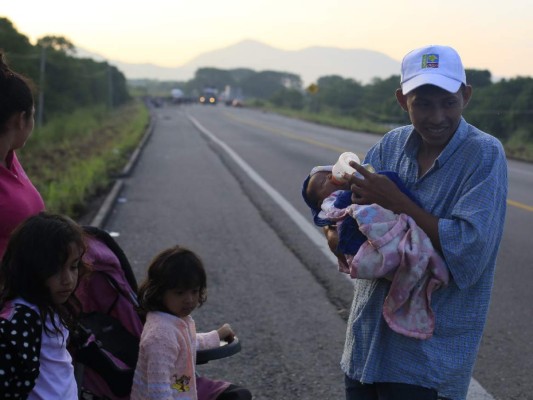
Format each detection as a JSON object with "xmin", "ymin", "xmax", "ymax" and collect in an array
[
  {"xmin": 37, "ymin": 46, "xmax": 46, "ymax": 129},
  {"xmin": 107, "ymin": 63, "xmax": 114, "ymax": 110}
]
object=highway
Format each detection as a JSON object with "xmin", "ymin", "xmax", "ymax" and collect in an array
[{"xmin": 102, "ymin": 103, "xmax": 532, "ymax": 400}]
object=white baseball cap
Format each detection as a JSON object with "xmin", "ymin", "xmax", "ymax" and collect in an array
[{"xmin": 400, "ymin": 45, "xmax": 467, "ymax": 94}]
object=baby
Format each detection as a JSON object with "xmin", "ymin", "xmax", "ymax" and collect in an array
[
  {"xmin": 302, "ymin": 164, "xmax": 420, "ymax": 255},
  {"xmin": 301, "ymin": 161, "xmax": 449, "ymax": 340}
]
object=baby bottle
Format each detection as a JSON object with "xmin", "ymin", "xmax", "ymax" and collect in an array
[{"xmin": 331, "ymin": 152, "xmax": 360, "ymax": 185}]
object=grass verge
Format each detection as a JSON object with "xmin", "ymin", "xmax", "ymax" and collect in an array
[
  {"xmin": 18, "ymin": 99, "xmax": 149, "ymax": 217},
  {"xmin": 503, "ymin": 129, "xmax": 533, "ymax": 162},
  {"xmin": 254, "ymin": 103, "xmax": 390, "ymax": 135}
]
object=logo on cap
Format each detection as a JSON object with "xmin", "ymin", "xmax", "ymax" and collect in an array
[{"xmin": 421, "ymin": 54, "xmax": 439, "ymax": 69}]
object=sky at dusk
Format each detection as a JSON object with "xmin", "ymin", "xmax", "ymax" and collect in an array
[{"xmin": 3, "ymin": 0, "xmax": 533, "ymax": 80}]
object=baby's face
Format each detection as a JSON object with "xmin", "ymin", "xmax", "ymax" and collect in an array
[{"xmin": 307, "ymin": 171, "xmax": 350, "ymax": 208}]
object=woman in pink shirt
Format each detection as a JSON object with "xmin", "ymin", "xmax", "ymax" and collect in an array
[
  {"xmin": 0, "ymin": 54, "xmax": 45, "ymax": 259},
  {"xmin": 131, "ymin": 245, "xmax": 251, "ymax": 400}
]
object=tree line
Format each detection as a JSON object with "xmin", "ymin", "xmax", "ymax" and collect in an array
[{"xmin": 0, "ymin": 17, "xmax": 130, "ymax": 125}]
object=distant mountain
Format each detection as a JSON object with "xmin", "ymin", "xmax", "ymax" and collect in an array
[{"xmin": 76, "ymin": 40, "xmax": 401, "ymax": 85}]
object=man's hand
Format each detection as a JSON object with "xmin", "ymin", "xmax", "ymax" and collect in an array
[
  {"xmin": 348, "ymin": 162, "xmax": 406, "ymax": 213},
  {"xmin": 348, "ymin": 161, "xmax": 442, "ymax": 252}
]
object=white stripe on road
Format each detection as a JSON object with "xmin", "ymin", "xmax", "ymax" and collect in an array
[
  {"xmin": 188, "ymin": 115, "xmax": 495, "ymax": 400},
  {"xmin": 188, "ymin": 115, "xmax": 338, "ymax": 264}
]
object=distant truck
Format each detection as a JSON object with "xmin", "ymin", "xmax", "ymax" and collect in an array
[
  {"xmin": 199, "ymin": 87, "xmax": 218, "ymax": 105},
  {"xmin": 219, "ymin": 85, "xmax": 244, "ymax": 107},
  {"xmin": 170, "ymin": 88, "xmax": 184, "ymax": 104}
]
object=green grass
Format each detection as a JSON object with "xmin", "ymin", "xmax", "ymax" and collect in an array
[
  {"xmin": 503, "ymin": 129, "xmax": 533, "ymax": 162},
  {"xmin": 18, "ymin": 100, "xmax": 149, "ymax": 216},
  {"xmin": 255, "ymin": 103, "xmax": 389, "ymax": 135}
]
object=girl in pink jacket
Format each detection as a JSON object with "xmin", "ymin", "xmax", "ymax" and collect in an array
[{"xmin": 130, "ymin": 246, "xmax": 251, "ymax": 400}]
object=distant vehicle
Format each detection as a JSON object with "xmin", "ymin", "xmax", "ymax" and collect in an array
[
  {"xmin": 224, "ymin": 98, "xmax": 243, "ymax": 107},
  {"xmin": 231, "ymin": 99, "xmax": 243, "ymax": 107},
  {"xmin": 149, "ymin": 97, "xmax": 163, "ymax": 108},
  {"xmin": 199, "ymin": 88, "xmax": 217, "ymax": 105},
  {"xmin": 171, "ymin": 88, "xmax": 184, "ymax": 104}
]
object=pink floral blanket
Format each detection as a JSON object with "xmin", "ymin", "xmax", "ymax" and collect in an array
[{"xmin": 322, "ymin": 200, "xmax": 449, "ymax": 339}]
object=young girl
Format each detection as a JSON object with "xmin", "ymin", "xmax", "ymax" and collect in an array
[
  {"xmin": 131, "ymin": 245, "xmax": 251, "ymax": 400},
  {"xmin": 0, "ymin": 212, "xmax": 89, "ymax": 399}
]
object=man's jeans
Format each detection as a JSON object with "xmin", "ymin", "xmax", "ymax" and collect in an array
[{"xmin": 345, "ymin": 375, "xmax": 452, "ymax": 400}]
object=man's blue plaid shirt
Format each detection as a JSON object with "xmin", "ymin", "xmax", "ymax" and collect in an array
[{"xmin": 341, "ymin": 118, "xmax": 507, "ymax": 400}]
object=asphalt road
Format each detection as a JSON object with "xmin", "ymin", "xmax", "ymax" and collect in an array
[{"xmin": 97, "ymin": 103, "xmax": 533, "ymax": 400}]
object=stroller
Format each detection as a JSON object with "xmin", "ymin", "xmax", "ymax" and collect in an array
[{"xmin": 72, "ymin": 226, "xmax": 241, "ymax": 400}]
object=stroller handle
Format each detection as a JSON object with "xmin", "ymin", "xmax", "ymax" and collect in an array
[{"xmin": 196, "ymin": 336, "xmax": 242, "ymax": 365}]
